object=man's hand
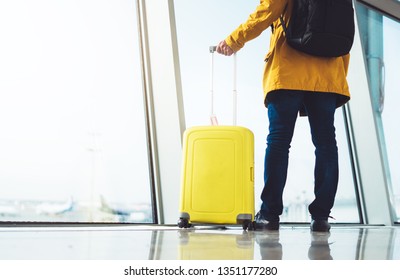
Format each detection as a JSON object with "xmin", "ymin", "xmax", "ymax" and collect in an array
[{"xmin": 216, "ymin": 40, "xmax": 234, "ymax": 56}]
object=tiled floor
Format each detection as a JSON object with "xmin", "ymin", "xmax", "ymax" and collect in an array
[{"xmin": 0, "ymin": 224, "xmax": 399, "ymax": 260}]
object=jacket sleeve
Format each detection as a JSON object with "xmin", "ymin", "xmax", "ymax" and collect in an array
[{"xmin": 225, "ymin": 0, "xmax": 288, "ymax": 52}]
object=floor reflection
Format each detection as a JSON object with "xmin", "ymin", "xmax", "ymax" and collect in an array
[
  {"xmin": 178, "ymin": 230, "xmax": 254, "ymax": 260},
  {"xmin": 308, "ymin": 232, "xmax": 333, "ymax": 260},
  {"xmin": 164, "ymin": 226, "xmax": 399, "ymax": 260},
  {"xmin": 256, "ymin": 231, "xmax": 283, "ymax": 260},
  {"xmin": 176, "ymin": 229, "xmax": 334, "ymax": 260},
  {"xmin": 0, "ymin": 225, "xmax": 398, "ymax": 260}
]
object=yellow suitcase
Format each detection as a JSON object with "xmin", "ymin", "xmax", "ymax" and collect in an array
[{"xmin": 178, "ymin": 47, "xmax": 255, "ymax": 229}]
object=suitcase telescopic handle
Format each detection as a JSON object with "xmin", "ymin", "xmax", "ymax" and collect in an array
[{"xmin": 209, "ymin": 46, "xmax": 238, "ymax": 126}]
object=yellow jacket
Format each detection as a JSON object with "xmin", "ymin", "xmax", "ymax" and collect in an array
[{"xmin": 225, "ymin": 0, "xmax": 350, "ymax": 108}]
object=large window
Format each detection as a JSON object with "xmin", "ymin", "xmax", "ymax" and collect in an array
[
  {"xmin": 356, "ymin": 2, "xmax": 400, "ymax": 222},
  {"xmin": 175, "ymin": 0, "xmax": 359, "ymax": 223},
  {"xmin": 0, "ymin": 1, "xmax": 154, "ymax": 223}
]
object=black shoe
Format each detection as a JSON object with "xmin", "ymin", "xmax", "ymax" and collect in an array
[
  {"xmin": 254, "ymin": 211, "xmax": 279, "ymax": 231},
  {"xmin": 310, "ymin": 219, "xmax": 331, "ymax": 232}
]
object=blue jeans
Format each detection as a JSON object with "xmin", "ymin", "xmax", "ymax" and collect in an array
[{"xmin": 261, "ymin": 90, "xmax": 339, "ymax": 221}]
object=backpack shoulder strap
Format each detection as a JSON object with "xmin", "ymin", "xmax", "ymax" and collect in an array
[
  {"xmin": 279, "ymin": 4, "xmax": 289, "ymax": 35},
  {"xmin": 271, "ymin": 3, "xmax": 288, "ymax": 34}
]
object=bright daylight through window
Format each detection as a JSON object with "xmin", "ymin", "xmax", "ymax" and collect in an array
[{"xmin": 0, "ymin": 0, "xmax": 153, "ymax": 223}]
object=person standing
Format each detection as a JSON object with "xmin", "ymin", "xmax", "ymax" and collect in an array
[{"xmin": 216, "ymin": 0, "xmax": 350, "ymax": 232}]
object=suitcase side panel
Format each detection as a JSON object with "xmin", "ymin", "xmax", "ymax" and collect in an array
[{"xmin": 179, "ymin": 126, "xmax": 254, "ymax": 224}]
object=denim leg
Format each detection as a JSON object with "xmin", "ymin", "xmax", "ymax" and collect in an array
[
  {"xmin": 304, "ymin": 92, "xmax": 338, "ymax": 219},
  {"xmin": 261, "ymin": 91, "xmax": 304, "ymax": 220}
]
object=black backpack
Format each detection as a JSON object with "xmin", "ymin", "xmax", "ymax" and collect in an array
[{"xmin": 279, "ymin": 0, "xmax": 355, "ymax": 57}]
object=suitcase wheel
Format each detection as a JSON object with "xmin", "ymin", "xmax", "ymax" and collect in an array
[
  {"xmin": 178, "ymin": 218, "xmax": 191, "ymax": 228},
  {"xmin": 242, "ymin": 220, "xmax": 254, "ymax": 231}
]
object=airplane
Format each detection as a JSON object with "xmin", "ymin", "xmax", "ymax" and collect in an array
[
  {"xmin": 0, "ymin": 204, "xmax": 18, "ymax": 216},
  {"xmin": 99, "ymin": 195, "xmax": 151, "ymax": 222},
  {"xmin": 35, "ymin": 196, "xmax": 74, "ymax": 215}
]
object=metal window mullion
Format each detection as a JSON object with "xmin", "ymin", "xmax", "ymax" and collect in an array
[
  {"xmin": 342, "ymin": 105, "xmax": 367, "ymax": 224},
  {"xmin": 136, "ymin": 0, "xmax": 164, "ymax": 224}
]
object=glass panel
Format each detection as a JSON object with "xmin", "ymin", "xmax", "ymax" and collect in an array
[
  {"xmin": 175, "ymin": 0, "xmax": 359, "ymax": 223},
  {"xmin": 284, "ymin": 110, "xmax": 359, "ymax": 222},
  {"xmin": 355, "ymin": 2, "xmax": 400, "ymax": 222},
  {"xmin": 0, "ymin": 0, "xmax": 153, "ymax": 223}
]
